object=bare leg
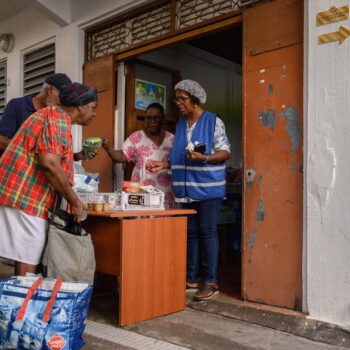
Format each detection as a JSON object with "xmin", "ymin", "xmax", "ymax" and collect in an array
[{"xmin": 15, "ymin": 261, "xmax": 37, "ymax": 276}]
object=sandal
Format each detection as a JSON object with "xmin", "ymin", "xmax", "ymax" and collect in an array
[{"xmin": 193, "ymin": 284, "xmax": 219, "ymax": 301}]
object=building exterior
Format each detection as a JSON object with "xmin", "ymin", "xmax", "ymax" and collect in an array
[{"xmin": 0, "ymin": 0, "xmax": 349, "ymax": 331}]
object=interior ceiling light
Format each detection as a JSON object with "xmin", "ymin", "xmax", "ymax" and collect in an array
[{"xmin": 0, "ymin": 33, "xmax": 15, "ymax": 53}]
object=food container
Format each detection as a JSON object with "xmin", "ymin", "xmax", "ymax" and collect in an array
[
  {"xmin": 121, "ymin": 189, "xmax": 164, "ymax": 210},
  {"xmin": 82, "ymin": 137, "xmax": 102, "ymax": 158},
  {"xmin": 77, "ymin": 192, "xmax": 121, "ymax": 211},
  {"xmin": 104, "ymin": 192, "xmax": 122, "ymax": 211}
]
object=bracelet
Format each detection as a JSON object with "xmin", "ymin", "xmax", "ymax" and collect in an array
[{"xmin": 202, "ymin": 156, "xmax": 209, "ymax": 164}]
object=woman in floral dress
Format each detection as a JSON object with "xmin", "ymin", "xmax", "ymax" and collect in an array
[{"xmin": 102, "ymin": 103, "xmax": 174, "ymax": 208}]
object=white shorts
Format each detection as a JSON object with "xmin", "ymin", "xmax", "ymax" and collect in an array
[{"xmin": 0, "ymin": 204, "xmax": 48, "ymax": 265}]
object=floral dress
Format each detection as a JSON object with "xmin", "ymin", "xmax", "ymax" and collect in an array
[{"xmin": 122, "ymin": 130, "xmax": 175, "ymax": 208}]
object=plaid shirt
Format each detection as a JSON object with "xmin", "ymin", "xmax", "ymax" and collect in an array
[{"xmin": 0, "ymin": 106, "xmax": 74, "ymax": 219}]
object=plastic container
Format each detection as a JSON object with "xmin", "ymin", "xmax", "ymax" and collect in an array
[
  {"xmin": 121, "ymin": 189, "xmax": 164, "ymax": 210},
  {"xmin": 77, "ymin": 192, "xmax": 121, "ymax": 211}
]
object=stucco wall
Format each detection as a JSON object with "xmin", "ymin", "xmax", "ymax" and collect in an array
[{"xmin": 305, "ymin": 0, "xmax": 350, "ymax": 329}]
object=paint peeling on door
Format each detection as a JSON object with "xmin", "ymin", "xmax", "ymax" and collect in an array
[
  {"xmin": 246, "ymin": 169, "xmax": 256, "ymax": 185},
  {"xmin": 259, "ymin": 175, "xmax": 263, "ymax": 187},
  {"xmin": 279, "ymin": 107, "xmax": 301, "ymax": 153},
  {"xmin": 249, "ymin": 229, "xmax": 258, "ymax": 248},
  {"xmin": 258, "ymin": 109, "xmax": 276, "ymax": 130},
  {"xmin": 256, "ymin": 200, "xmax": 265, "ymax": 222},
  {"xmin": 268, "ymin": 84, "xmax": 273, "ymax": 96}
]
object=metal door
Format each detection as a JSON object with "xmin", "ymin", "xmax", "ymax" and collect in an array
[{"xmin": 242, "ymin": 0, "xmax": 303, "ymax": 309}]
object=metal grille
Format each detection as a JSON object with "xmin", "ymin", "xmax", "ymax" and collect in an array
[
  {"xmin": 23, "ymin": 43, "xmax": 55, "ymax": 95},
  {"xmin": 86, "ymin": 0, "xmax": 241, "ymax": 60},
  {"xmin": 0, "ymin": 60, "xmax": 6, "ymax": 119},
  {"xmin": 176, "ymin": 0, "xmax": 240, "ymax": 29},
  {"xmin": 87, "ymin": 2, "xmax": 172, "ymax": 60}
]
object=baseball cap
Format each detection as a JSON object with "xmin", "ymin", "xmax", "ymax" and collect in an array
[{"xmin": 44, "ymin": 73, "xmax": 72, "ymax": 90}]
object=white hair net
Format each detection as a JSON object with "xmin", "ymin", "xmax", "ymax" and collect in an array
[{"xmin": 175, "ymin": 79, "xmax": 206, "ymax": 104}]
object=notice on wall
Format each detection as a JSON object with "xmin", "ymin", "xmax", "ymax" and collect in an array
[
  {"xmin": 319, "ymin": 25, "xmax": 350, "ymax": 44},
  {"xmin": 135, "ymin": 79, "xmax": 166, "ymax": 110},
  {"xmin": 317, "ymin": 5, "xmax": 349, "ymax": 26}
]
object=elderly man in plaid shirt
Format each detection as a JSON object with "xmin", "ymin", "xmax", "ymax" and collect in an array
[{"xmin": 0, "ymin": 82, "xmax": 98, "ymax": 276}]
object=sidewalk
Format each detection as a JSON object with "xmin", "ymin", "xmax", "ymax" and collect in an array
[{"xmin": 0, "ymin": 261, "xmax": 348, "ymax": 350}]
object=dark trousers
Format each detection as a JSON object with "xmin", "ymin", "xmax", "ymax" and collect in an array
[{"xmin": 182, "ymin": 198, "xmax": 222, "ymax": 283}]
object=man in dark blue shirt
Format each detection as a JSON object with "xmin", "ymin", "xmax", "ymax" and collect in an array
[
  {"xmin": 0, "ymin": 73, "xmax": 72, "ymax": 155},
  {"xmin": 0, "ymin": 74, "xmax": 95, "ymax": 160},
  {"xmin": 0, "ymin": 95, "xmax": 36, "ymax": 142}
]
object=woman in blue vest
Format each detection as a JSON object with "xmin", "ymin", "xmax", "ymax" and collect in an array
[{"xmin": 149, "ymin": 80, "xmax": 230, "ymax": 300}]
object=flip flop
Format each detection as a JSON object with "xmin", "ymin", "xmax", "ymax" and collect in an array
[{"xmin": 193, "ymin": 284, "xmax": 219, "ymax": 301}]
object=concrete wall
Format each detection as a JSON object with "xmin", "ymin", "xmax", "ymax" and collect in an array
[{"xmin": 305, "ymin": 0, "xmax": 350, "ymax": 329}]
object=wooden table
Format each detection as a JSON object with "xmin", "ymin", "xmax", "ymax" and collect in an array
[{"xmin": 84, "ymin": 209, "xmax": 195, "ymax": 326}]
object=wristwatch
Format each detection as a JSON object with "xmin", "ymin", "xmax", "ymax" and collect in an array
[{"xmin": 202, "ymin": 156, "xmax": 209, "ymax": 164}]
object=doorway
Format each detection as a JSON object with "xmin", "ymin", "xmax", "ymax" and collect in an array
[
  {"xmin": 83, "ymin": 0, "xmax": 303, "ymax": 311},
  {"xmin": 122, "ymin": 24, "xmax": 243, "ymax": 299}
]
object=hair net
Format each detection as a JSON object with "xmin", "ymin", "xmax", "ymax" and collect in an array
[{"xmin": 174, "ymin": 79, "xmax": 206, "ymax": 104}]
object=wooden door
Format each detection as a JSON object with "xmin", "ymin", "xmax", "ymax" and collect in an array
[
  {"xmin": 242, "ymin": 0, "xmax": 303, "ymax": 309},
  {"xmin": 124, "ymin": 59, "xmax": 181, "ymax": 180},
  {"xmin": 125, "ymin": 59, "xmax": 181, "ymax": 137},
  {"xmin": 83, "ymin": 55, "xmax": 116, "ymax": 192}
]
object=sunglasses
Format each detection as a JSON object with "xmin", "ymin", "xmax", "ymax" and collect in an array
[
  {"xmin": 173, "ymin": 96, "xmax": 190, "ymax": 104},
  {"xmin": 144, "ymin": 115, "xmax": 163, "ymax": 122}
]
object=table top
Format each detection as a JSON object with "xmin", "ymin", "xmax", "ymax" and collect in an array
[{"xmin": 87, "ymin": 208, "xmax": 196, "ymax": 218}]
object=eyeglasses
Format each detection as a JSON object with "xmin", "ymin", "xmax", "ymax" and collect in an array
[
  {"xmin": 173, "ymin": 96, "xmax": 190, "ymax": 104},
  {"xmin": 144, "ymin": 115, "xmax": 163, "ymax": 122}
]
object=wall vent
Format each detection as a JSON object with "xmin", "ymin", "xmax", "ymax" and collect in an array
[
  {"xmin": 23, "ymin": 43, "xmax": 55, "ymax": 96},
  {"xmin": 0, "ymin": 60, "xmax": 7, "ymax": 119}
]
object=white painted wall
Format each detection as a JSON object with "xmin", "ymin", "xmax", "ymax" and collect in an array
[
  {"xmin": 305, "ymin": 0, "xmax": 350, "ymax": 329},
  {"xmin": 0, "ymin": 0, "xmax": 150, "ymax": 150}
]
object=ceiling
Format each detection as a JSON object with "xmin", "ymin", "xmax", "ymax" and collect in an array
[
  {"xmin": 0, "ymin": 0, "xmax": 34, "ymax": 22},
  {"xmin": 186, "ymin": 25, "xmax": 242, "ymax": 65}
]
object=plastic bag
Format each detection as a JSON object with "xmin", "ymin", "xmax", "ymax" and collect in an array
[
  {"xmin": 73, "ymin": 174, "xmax": 100, "ymax": 193},
  {"xmin": 0, "ymin": 275, "xmax": 93, "ymax": 350}
]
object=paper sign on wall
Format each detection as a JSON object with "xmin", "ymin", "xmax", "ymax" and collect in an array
[
  {"xmin": 319, "ymin": 25, "xmax": 350, "ymax": 44},
  {"xmin": 317, "ymin": 5, "xmax": 349, "ymax": 26},
  {"xmin": 135, "ymin": 79, "xmax": 166, "ymax": 111}
]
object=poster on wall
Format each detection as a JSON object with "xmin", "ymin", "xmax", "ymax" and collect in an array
[{"xmin": 135, "ymin": 79, "xmax": 166, "ymax": 110}]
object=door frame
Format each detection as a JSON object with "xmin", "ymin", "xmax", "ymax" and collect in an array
[{"xmin": 83, "ymin": 0, "xmax": 304, "ymax": 310}]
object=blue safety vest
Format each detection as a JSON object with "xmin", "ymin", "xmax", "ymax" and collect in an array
[{"xmin": 170, "ymin": 111, "xmax": 226, "ymax": 200}]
